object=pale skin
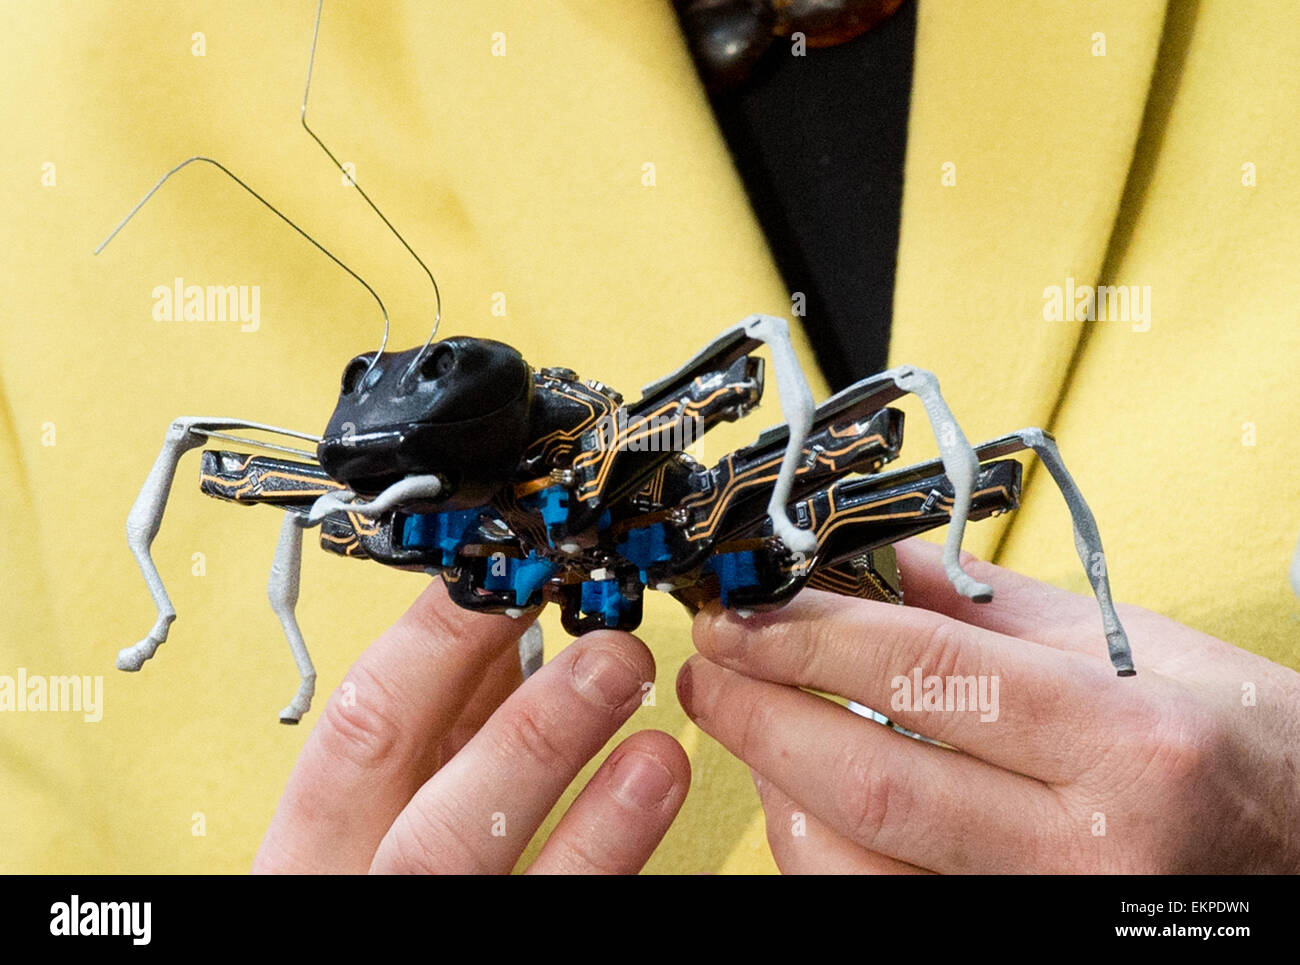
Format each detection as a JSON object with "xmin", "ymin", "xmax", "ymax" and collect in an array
[
  {"xmin": 257, "ymin": 539, "xmax": 1300, "ymax": 874},
  {"xmin": 679, "ymin": 539, "xmax": 1300, "ymax": 873},
  {"xmin": 254, "ymin": 582, "xmax": 688, "ymax": 874}
]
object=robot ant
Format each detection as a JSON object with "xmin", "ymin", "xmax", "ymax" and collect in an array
[{"xmin": 99, "ymin": 2, "xmax": 1135, "ymax": 723}]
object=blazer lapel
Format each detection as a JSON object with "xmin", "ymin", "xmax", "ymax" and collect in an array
[{"xmin": 890, "ymin": 0, "xmax": 1167, "ymax": 558}]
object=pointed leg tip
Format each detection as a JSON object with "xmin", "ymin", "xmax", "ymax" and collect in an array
[
  {"xmin": 946, "ymin": 566, "xmax": 994, "ymax": 605},
  {"xmin": 278, "ymin": 702, "xmax": 308, "ymax": 723},
  {"xmin": 278, "ymin": 699, "xmax": 311, "ymax": 723},
  {"xmin": 954, "ymin": 577, "xmax": 995, "ymax": 604},
  {"xmin": 116, "ymin": 645, "xmax": 147, "ymax": 672}
]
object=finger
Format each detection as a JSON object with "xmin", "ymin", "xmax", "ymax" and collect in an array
[
  {"xmin": 677, "ymin": 656, "xmax": 1069, "ymax": 874},
  {"xmin": 254, "ymin": 581, "xmax": 529, "ymax": 874},
  {"xmin": 752, "ymin": 770, "xmax": 929, "ymax": 874},
  {"xmin": 526, "ymin": 730, "xmax": 689, "ymax": 874},
  {"xmin": 429, "ymin": 635, "xmax": 527, "ymax": 772},
  {"xmin": 692, "ymin": 590, "xmax": 1129, "ymax": 780},
  {"xmin": 372, "ymin": 630, "xmax": 654, "ymax": 874},
  {"xmin": 894, "ymin": 538, "xmax": 1109, "ymax": 653}
]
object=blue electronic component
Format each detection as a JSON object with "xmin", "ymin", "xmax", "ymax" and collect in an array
[
  {"xmin": 580, "ymin": 578, "xmax": 632, "ymax": 628},
  {"xmin": 399, "ymin": 509, "xmax": 483, "ymax": 567},
  {"xmin": 704, "ymin": 551, "xmax": 760, "ymax": 608},
  {"xmin": 520, "ymin": 485, "xmax": 570, "ymax": 548},
  {"xmin": 521, "ymin": 484, "xmax": 611, "ymax": 548},
  {"xmin": 511, "ymin": 552, "xmax": 557, "ymax": 607},
  {"xmin": 616, "ymin": 523, "xmax": 672, "ymax": 584}
]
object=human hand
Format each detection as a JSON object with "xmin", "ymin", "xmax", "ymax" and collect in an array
[
  {"xmin": 678, "ymin": 539, "xmax": 1300, "ymax": 873},
  {"xmin": 255, "ymin": 582, "xmax": 687, "ymax": 874}
]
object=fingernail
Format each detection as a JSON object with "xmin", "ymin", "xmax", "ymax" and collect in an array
[
  {"xmin": 572, "ymin": 646, "xmax": 643, "ymax": 708},
  {"xmin": 699, "ymin": 605, "xmax": 751, "ymax": 662},
  {"xmin": 610, "ymin": 751, "xmax": 676, "ymax": 810}
]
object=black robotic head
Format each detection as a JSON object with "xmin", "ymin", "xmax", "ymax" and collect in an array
[{"xmin": 318, "ymin": 337, "xmax": 534, "ymax": 506}]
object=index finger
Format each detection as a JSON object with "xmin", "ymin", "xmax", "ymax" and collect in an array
[
  {"xmin": 371, "ymin": 629, "xmax": 656, "ymax": 874},
  {"xmin": 691, "ymin": 590, "xmax": 1150, "ymax": 783},
  {"xmin": 255, "ymin": 580, "xmax": 531, "ymax": 874}
]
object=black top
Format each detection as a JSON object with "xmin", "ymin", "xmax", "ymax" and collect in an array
[{"xmin": 682, "ymin": 1, "xmax": 917, "ymax": 391}]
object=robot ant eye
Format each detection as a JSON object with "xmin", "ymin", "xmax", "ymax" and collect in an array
[
  {"xmin": 340, "ymin": 356, "xmax": 370, "ymax": 394},
  {"xmin": 418, "ymin": 344, "xmax": 455, "ymax": 381}
]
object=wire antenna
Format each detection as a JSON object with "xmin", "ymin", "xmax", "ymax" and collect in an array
[
  {"xmin": 94, "ymin": 155, "xmax": 391, "ymax": 343},
  {"xmin": 302, "ymin": 0, "xmax": 444, "ymax": 381}
]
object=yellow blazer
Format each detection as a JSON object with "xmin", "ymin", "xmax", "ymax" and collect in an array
[{"xmin": 1, "ymin": 0, "xmax": 1295, "ymax": 873}]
